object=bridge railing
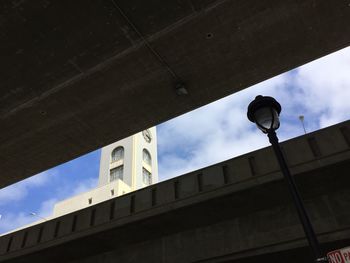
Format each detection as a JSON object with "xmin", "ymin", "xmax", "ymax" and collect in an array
[{"xmin": 0, "ymin": 120, "xmax": 349, "ymax": 259}]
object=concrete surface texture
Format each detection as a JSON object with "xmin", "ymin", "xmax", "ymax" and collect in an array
[
  {"xmin": 1, "ymin": 1, "xmax": 350, "ymax": 187},
  {"xmin": 0, "ymin": 121, "xmax": 349, "ymax": 262}
]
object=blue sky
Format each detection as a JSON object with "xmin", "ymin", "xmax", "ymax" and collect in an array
[{"xmin": 1, "ymin": 46, "xmax": 350, "ymax": 234}]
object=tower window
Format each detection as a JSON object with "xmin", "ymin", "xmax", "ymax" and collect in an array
[
  {"xmin": 88, "ymin": 198, "xmax": 92, "ymax": 205},
  {"xmin": 111, "ymin": 146, "xmax": 124, "ymax": 163},
  {"xmin": 143, "ymin": 168, "xmax": 152, "ymax": 185},
  {"xmin": 110, "ymin": 166, "xmax": 123, "ymax": 182},
  {"xmin": 142, "ymin": 149, "xmax": 151, "ymax": 166},
  {"xmin": 111, "ymin": 189, "xmax": 115, "ymax": 196}
]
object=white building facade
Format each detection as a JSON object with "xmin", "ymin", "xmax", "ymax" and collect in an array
[{"xmin": 53, "ymin": 127, "xmax": 158, "ymax": 217}]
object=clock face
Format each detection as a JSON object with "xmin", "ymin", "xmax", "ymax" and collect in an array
[{"xmin": 142, "ymin": 129, "xmax": 152, "ymax": 143}]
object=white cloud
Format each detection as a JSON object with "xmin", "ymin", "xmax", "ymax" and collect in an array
[
  {"xmin": 295, "ymin": 47, "xmax": 350, "ymax": 128},
  {"xmin": 0, "ymin": 212, "xmax": 35, "ymax": 234},
  {"xmin": 0, "ymin": 170, "xmax": 57, "ymax": 206},
  {"xmin": 158, "ymin": 47, "xmax": 350, "ymax": 181},
  {"xmin": 157, "ymin": 76, "xmax": 284, "ymax": 180},
  {"xmin": 38, "ymin": 198, "xmax": 59, "ymax": 218},
  {"xmin": 71, "ymin": 177, "xmax": 98, "ymax": 196}
]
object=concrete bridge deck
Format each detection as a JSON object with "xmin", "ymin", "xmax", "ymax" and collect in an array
[
  {"xmin": 1, "ymin": 0, "xmax": 350, "ymax": 187},
  {"xmin": 0, "ymin": 121, "xmax": 349, "ymax": 262}
]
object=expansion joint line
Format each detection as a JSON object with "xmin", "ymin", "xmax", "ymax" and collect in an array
[{"xmin": 111, "ymin": 0, "xmax": 182, "ymax": 82}]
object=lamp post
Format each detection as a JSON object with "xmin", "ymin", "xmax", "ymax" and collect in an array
[
  {"xmin": 299, "ymin": 115, "xmax": 307, "ymax": 134},
  {"xmin": 29, "ymin": 212, "xmax": 47, "ymax": 221},
  {"xmin": 247, "ymin": 95, "xmax": 327, "ymax": 263}
]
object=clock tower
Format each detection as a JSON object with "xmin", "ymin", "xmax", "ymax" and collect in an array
[
  {"xmin": 53, "ymin": 127, "xmax": 158, "ymax": 217},
  {"xmin": 98, "ymin": 127, "xmax": 158, "ymax": 191}
]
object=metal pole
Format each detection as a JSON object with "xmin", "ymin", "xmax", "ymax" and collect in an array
[
  {"xmin": 299, "ymin": 115, "xmax": 307, "ymax": 134},
  {"xmin": 267, "ymin": 131, "xmax": 327, "ymax": 263},
  {"xmin": 29, "ymin": 212, "xmax": 47, "ymax": 221}
]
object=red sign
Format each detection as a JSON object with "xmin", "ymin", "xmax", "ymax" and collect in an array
[{"xmin": 328, "ymin": 247, "xmax": 350, "ymax": 263}]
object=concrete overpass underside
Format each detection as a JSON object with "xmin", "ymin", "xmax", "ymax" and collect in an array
[
  {"xmin": 1, "ymin": 0, "xmax": 350, "ymax": 187},
  {"xmin": 1, "ymin": 121, "xmax": 350, "ymax": 262}
]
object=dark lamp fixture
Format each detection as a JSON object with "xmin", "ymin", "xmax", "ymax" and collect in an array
[
  {"xmin": 247, "ymin": 95, "xmax": 281, "ymax": 133},
  {"xmin": 246, "ymin": 95, "xmax": 327, "ymax": 262},
  {"xmin": 175, "ymin": 82, "xmax": 188, "ymax": 96}
]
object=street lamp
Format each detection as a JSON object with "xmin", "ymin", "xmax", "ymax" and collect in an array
[
  {"xmin": 29, "ymin": 212, "xmax": 47, "ymax": 221},
  {"xmin": 299, "ymin": 115, "xmax": 307, "ymax": 134},
  {"xmin": 247, "ymin": 95, "xmax": 327, "ymax": 263}
]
